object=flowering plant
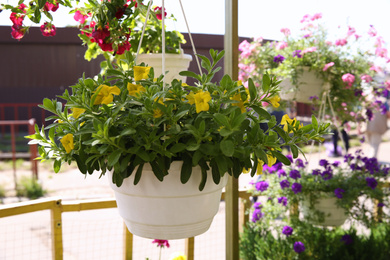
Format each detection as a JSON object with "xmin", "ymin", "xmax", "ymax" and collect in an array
[
  {"xmin": 249, "ymin": 150, "xmax": 390, "ymax": 227},
  {"xmin": 25, "ymin": 49, "xmax": 328, "ymax": 190},
  {"xmin": 2, "ymin": 0, "xmax": 186, "ymax": 60},
  {"xmin": 238, "ymin": 13, "xmax": 390, "ymax": 123}
]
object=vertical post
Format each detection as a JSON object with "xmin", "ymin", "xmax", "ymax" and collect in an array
[
  {"xmin": 224, "ymin": 1, "xmax": 239, "ymax": 259},
  {"xmin": 185, "ymin": 237, "xmax": 195, "ymax": 260},
  {"xmin": 28, "ymin": 118, "xmax": 38, "ymax": 179},
  {"xmin": 11, "ymin": 124, "xmax": 17, "ymax": 191},
  {"xmin": 51, "ymin": 199, "xmax": 63, "ymax": 260},
  {"xmin": 123, "ymin": 224, "xmax": 133, "ymax": 260}
]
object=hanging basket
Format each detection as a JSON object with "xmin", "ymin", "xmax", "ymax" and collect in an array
[
  {"xmin": 137, "ymin": 52, "xmax": 193, "ymax": 83},
  {"xmin": 300, "ymin": 196, "xmax": 348, "ymax": 226},
  {"xmin": 279, "ymin": 67, "xmax": 326, "ymax": 104},
  {"xmin": 108, "ymin": 161, "xmax": 228, "ymax": 239}
]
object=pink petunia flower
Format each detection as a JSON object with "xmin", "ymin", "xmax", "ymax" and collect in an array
[
  {"xmin": 310, "ymin": 13, "xmax": 322, "ymax": 21},
  {"xmin": 370, "ymin": 65, "xmax": 382, "ymax": 73},
  {"xmin": 361, "ymin": 74, "xmax": 373, "ymax": 83},
  {"xmin": 276, "ymin": 41, "xmax": 288, "ymax": 50},
  {"xmin": 347, "ymin": 26, "xmax": 356, "ymax": 37},
  {"xmin": 302, "ymin": 47, "xmax": 317, "ymax": 54},
  {"xmin": 368, "ymin": 25, "xmax": 377, "ymax": 37},
  {"xmin": 40, "ymin": 22, "xmax": 56, "ymax": 37},
  {"xmin": 323, "ymin": 62, "xmax": 334, "ymax": 71},
  {"xmin": 280, "ymin": 28, "xmax": 291, "ymax": 36},
  {"xmin": 342, "ymin": 73, "xmax": 355, "ymax": 87},
  {"xmin": 375, "ymin": 47, "xmax": 388, "ymax": 58},
  {"xmin": 335, "ymin": 38, "xmax": 348, "ymax": 46}
]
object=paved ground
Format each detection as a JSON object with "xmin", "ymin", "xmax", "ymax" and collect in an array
[{"xmin": 1, "ymin": 122, "xmax": 390, "ymax": 259}]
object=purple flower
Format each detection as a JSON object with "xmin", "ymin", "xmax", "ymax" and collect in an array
[
  {"xmin": 277, "ymin": 169, "xmax": 287, "ymax": 177},
  {"xmin": 334, "ymin": 188, "xmax": 345, "ymax": 199},
  {"xmin": 341, "ymin": 234, "xmax": 353, "ymax": 245},
  {"xmin": 354, "ymin": 89, "xmax": 363, "ymax": 96},
  {"xmin": 292, "ymin": 50, "xmax": 302, "ymax": 58},
  {"xmin": 366, "ymin": 109, "xmax": 373, "ymax": 121},
  {"xmin": 366, "ymin": 177, "xmax": 378, "ymax": 189},
  {"xmin": 273, "ymin": 54, "xmax": 285, "ymax": 64},
  {"xmin": 252, "ymin": 208, "xmax": 264, "ymax": 223},
  {"xmin": 282, "ymin": 225, "xmax": 293, "ymax": 236},
  {"xmin": 378, "ymin": 202, "xmax": 385, "ymax": 207},
  {"xmin": 312, "ymin": 169, "xmax": 321, "ymax": 176},
  {"xmin": 280, "ymin": 179, "xmax": 290, "ymax": 189},
  {"xmin": 289, "ymin": 169, "xmax": 301, "ymax": 180},
  {"xmin": 319, "ymin": 159, "xmax": 329, "ymax": 167},
  {"xmin": 278, "ymin": 196, "xmax": 288, "ymax": 206},
  {"xmin": 291, "ymin": 183, "xmax": 302, "ymax": 194},
  {"xmin": 321, "ymin": 169, "xmax": 333, "ymax": 180},
  {"xmin": 332, "ymin": 161, "xmax": 341, "ymax": 167},
  {"xmin": 286, "ymin": 154, "xmax": 293, "ymax": 162},
  {"xmin": 253, "ymin": 202, "xmax": 262, "ymax": 209},
  {"xmin": 309, "ymin": 95, "xmax": 318, "ymax": 100},
  {"xmin": 295, "ymin": 158, "xmax": 305, "ymax": 168},
  {"xmin": 293, "ymin": 241, "xmax": 305, "ymax": 253},
  {"xmin": 256, "ymin": 181, "xmax": 269, "ymax": 192}
]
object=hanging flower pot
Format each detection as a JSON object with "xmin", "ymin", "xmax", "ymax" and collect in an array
[
  {"xmin": 108, "ymin": 161, "xmax": 228, "ymax": 239},
  {"xmin": 278, "ymin": 67, "xmax": 327, "ymax": 104},
  {"xmin": 300, "ymin": 196, "xmax": 348, "ymax": 226},
  {"xmin": 137, "ymin": 52, "xmax": 193, "ymax": 83}
]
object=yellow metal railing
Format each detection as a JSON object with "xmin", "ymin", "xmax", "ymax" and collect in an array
[{"xmin": 0, "ymin": 191, "xmax": 251, "ymax": 260}]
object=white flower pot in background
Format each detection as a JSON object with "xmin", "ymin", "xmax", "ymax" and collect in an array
[
  {"xmin": 108, "ymin": 161, "xmax": 228, "ymax": 239},
  {"xmin": 137, "ymin": 52, "xmax": 193, "ymax": 83},
  {"xmin": 300, "ymin": 196, "xmax": 348, "ymax": 226},
  {"xmin": 279, "ymin": 67, "xmax": 327, "ymax": 104}
]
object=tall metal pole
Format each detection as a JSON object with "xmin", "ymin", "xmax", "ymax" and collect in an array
[{"xmin": 224, "ymin": 0, "xmax": 239, "ymax": 259}]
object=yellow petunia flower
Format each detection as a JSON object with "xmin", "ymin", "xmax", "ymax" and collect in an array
[
  {"xmin": 93, "ymin": 85, "xmax": 121, "ymax": 105},
  {"xmin": 60, "ymin": 133, "xmax": 74, "ymax": 153},
  {"xmin": 194, "ymin": 91, "xmax": 212, "ymax": 113},
  {"xmin": 153, "ymin": 109, "xmax": 163, "ymax": 118},
  {"xmin": 267, "ymin": 154, "xmax": 277, "ymax": 167},
  {"xmin": 186, "ymin": 91, "xmax": 196, "ymax": 105},
  {"xmin": 72, "ymin": 108, "xmax": 86, "ymax": 119},
  {"xmin": 257, "ymin": 159, "xmax": 264, "ymax": 175},
  {"xmin": 127, "ymin": 83, "xmax": 146, "ymax": 97},
  {"xmin": 269, "ymin": 95, "xmax": 281, "ymax": 108},
  {"xmin": 231, "ymin": 93, "xmax": 247, "ymax": 113},
  {"xmin": 133, "ymin": 66, "xmax": 151, "ymax": 81}
]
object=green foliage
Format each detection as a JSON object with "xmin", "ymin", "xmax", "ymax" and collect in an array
[
  {"xmin": 26, "ymin": 50, "xmax": 329, "ymax": 190},
  {"xmin": 16, "ymin": 176, "xmax": 46, "ymax": 199},
  {"xmin": 240, "ymin": 222, "xmax": 390, "ymax": 260}
]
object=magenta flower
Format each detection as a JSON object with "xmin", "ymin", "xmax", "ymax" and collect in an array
[
  {"xmin": 323, "ymin": 62, "xmax": 334, "ymax": 71},
  {"xmin": 368, "ymin": 25, "xmax": 377, "ymax": 37},
  {"xmin": 40, "ymin": 22, "xmax": 56, "ymax": 37},
  {"xmin": 370, "ymin": 65, "xmax": 382, "ymax": 73},
  {"xmin": 44, "ymin": 0, "xmax": 59, "ymax": 12},
  {"xmin": 152, "ymin": 239, "xmax": 170, "ymax": 248},
  {"xmin": 335, "ymin": 38, "xmax": 348, "ymax": 46},
  {"xmin": 347, "ymin": 26, "xmax": 356, "ymax": 37},
  {"xmin": 74, "ymin": 10, "xmax": 89, "ymax": 24},
  {"xmin": 310, "ymin": 13, "xmax": 322, "ymax": 21},
  {"xmin": 342, "ymin": 73, "xmax": 355, "ymax": 87},
  {"xmin": 280, "ymin": 28, "xmax": 291, "ymax": 36},
  {"xmin": 375, "ymin": 47, "xmax": 388, "ymax": 58},
  {"xmin": 276, "ymin": 41, "xmax": 288, "ymax": 50},
  {"xmin": 361, "ymin": 74, "xmax": 373, "ymax": 83},
  {"xmin": 154, "ymin": 6, "xmax": 167, "ymax": 20}
]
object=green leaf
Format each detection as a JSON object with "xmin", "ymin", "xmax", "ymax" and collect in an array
[
  {"xmin": 181, "ymin": 154, "xmax": 193, "ymax": 184},
  {"xmin": 107, "ymin": 150, "xmax": 122, "ymax": 166},
  {"xmin": 252, "ymin": 106, "xmax": 271, "ymax": 120},
  {"xmin": 214, "ymin": 113, "xmax": 230, "ymax": 127},
  {"xmin": 210, "ymin": 159, "xmax": 221, "ymax": 185},
  {"xmin": 133, "ymin": 164, "xmax": 144, "ymax": 185},
  {"xmin": 248, "ymin": 78, "xmax": 257, "ymax": 102},
  {"xmin": 272, "ymin": 151, "xmax": 291, "ymax": 165},
  {"xmin": 262, "ymin": 73, "xmax": 271, "ymax": 92},
  {"xmin": 220, "ymin": 139, "xmax": 234, "ymax": 157},
  {"xmin": 311, "ymin": 115, "xmax": 319, "ymax": 130},
  {"xmin": 170, "ymin": 143, "xmax": 187, "ymax": 154},
  {"xmin": 290, "ymin": 144, "xmax": 299, "ymax": 158},
  {"xmin": 179, "ymin": 71, "xmax": 201, "ymax": 81},
  {"xmin": 150, "ymin": 161, "xmax": 164, "ymax": 181},
  {"xmin": 53, "ymin": 159, "xmax": 61, "ymax": 173}
]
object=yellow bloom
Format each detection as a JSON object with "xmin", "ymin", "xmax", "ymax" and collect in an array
[
  {"xmin": 153, "ymin": 109, "xmax": 163, "ymax": 118},
  {"xmin": 194, "ymin": 91, "xmax": 212, "ymax": 113},
  {"xmin": 72, "ymin": 108, "xmax": 86, "ymax": 119},
  {"xmin": 269, "ymin": 95, "xmax": 281, "ymax": 108},
  {"xmin": 133, "ymin": 66, "xmax": 151, "ymax": 81},
  {"xmin": 281, "ymin": 114, "xmax": 302, "ymax": 133},
  {"xmin": 231, "ymin": 93, "xmax": 247, "ymax": 113},
  {"xmin": 257, "ymin": 159, "xmax": 264, "ymax": 175},
  {"xmin": 169, "ymin": 252, "xmax": 187, "ymax": 260},
  {"xmin": 237, "ymin": 80, "xmax": 243, "ymax": 86},
  {"xmin": 93, "ymin": 85, "xmax": 121, "ymax": 105},
  {"xmin": 60, "ymin": 133, "xmax": 74, "ymax": 153},
  {"xmin": 186, "ymin": 91, "xmax": 196, "ymax": 105},
  {"xmin": 267, "ymin": 154, "xmax": 277, "ymax": 167},
  {"xmin": 242, "ymin": 168, "xmax": 250, "ymax": 174},
  {"xmin": 182, "ymin": 83, "xmax": 189, "ymax": 87},
  {"xmin": 127, "ymin": 83, "xmax": 145, "ymax": 96}
]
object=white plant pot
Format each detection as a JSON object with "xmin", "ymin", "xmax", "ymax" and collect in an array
[
  {"xmin": 137, "ymin": 52, "xmax": 193, "ymax": 83},
  {"xmin": 108, "ymin": 161, "xmax": 228, "ymax": 239},
  {"xmin": 279, "ymin": 67, "xmax": 327, "ymax": 104},
  {"xmin": 300, "ymin": 196, "xmax": 348, "ymax": 226}
]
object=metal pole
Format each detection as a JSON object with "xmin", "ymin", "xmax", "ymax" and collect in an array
[{"xmin": 224, "ymin": 0, "xmax": 239, "ymax": 259}]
